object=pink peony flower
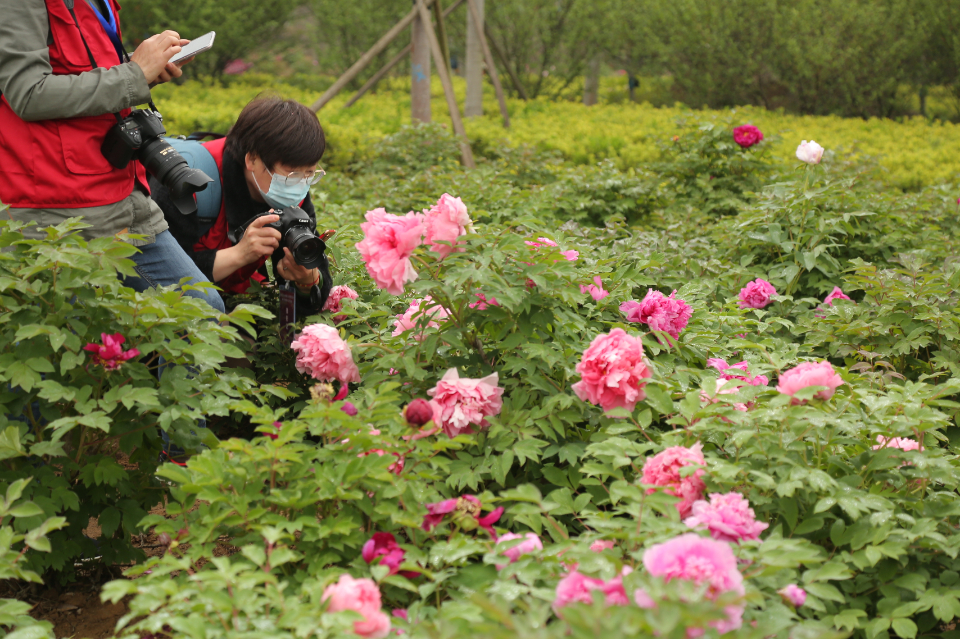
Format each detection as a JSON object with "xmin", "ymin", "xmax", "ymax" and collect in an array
[
  {"xmin": 495, "ymin": 532, "xmax": 543, "ymax": 569},
  {"xmin": 823, "ymin": 286, "xmax": 851, "ymax": 306},
  {"xmin": 776, "ymin": 361, "xmax": 843, "ymax": 404},
  {"xmin": 422, "ymin": 495, "xmax": 503, "ymax": 537},
  {"xmin": 392, "ymin": 297, "xmax": 450, "ymax": 341},
  {"xmin": 683, "ymin": 492, "xmax": 769, "ymax": 543},
  {"xmin": 620, "ymin": 290, "xmax": 692, "ymax": 340},
  {"xmin": 706, "ymin": 358, "xmax": 769, "ymax": 387},
  {"xmin": 572, "ymin": 328, "xmax": 652, "ymax": 413},
  {"xmin": 873, "ymin": 435, "xmax": 922, "ymax": 452},
  {"xmin": 553, "ymin": 569, "xmax": 630, "ymax": 613},
  {"xmin": 738, "ymin": 278, "xmax": 777, "ymax": 309},
  {"xmin": 641, "ymin": 443, "xmax": 707, "ymax": 518},
  {"xmin": 733, "ymin": 125, "xmax": 764, "ymax": 149},
  {"xmin": 642, "ymin": 533, "xmax": 745, "ymax": 635},
  {"xmin": 589, "ymin": 540, "xmax": 615, "ymax": 553},
  {"xmin": 778, "ymin": 584, "xmax": 806, "ymax": 607},
  {"xmin": 322, "ymin": 574, "xmax": 392, "ymax": 638},
  {"xmin": 469, "ymin": 292, "xmax": 500, "ymax": 310},
  {"xmin": 525, "ymin": 237, "xmax": 558, "ymax": 248},
  {"xmin": 403, "ymin": 399, "xmax": 434, "ymax": 426},
  {"xmin": 356, "ymin": 208, "xmax": 424, "ymax": 295},
  {"xmin": 341, "ymin": 401, "xmax": 358, "ymax": 416},
  {"xmin": 580, "ymin": 276, "xmax": 609, "ymax": 301},
  {"xmin": 560, "ymin": 250, "xmax": 579, "ymax": 261},
  {"xmin": 796, "ymin": 140, "xmax": 825, "ymax": 165},
  {"xmin": 291, "ymin": 324, "xmax": 361, "ymax": 384},
  {"xmin": 362, "ymin": 532, "xmax": 419, "ymax": 578},
  {"xmin": 324, "ymin": 285, "xmax": 360, "ymax": 323},
  {"xmin": 83, "ymin": 333, "xmax": 140, "ymax": 371},
  {"xmin": 427, "ymin": 369, "xmax": 504, "ymax": 438},
  {"xmin": 423, "ymin": 193, "xmax": 471, "ymax": 259}
]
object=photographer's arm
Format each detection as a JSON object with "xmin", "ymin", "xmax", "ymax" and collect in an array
[
  {"xmin": 0, "ymin": 0, "xmax": 182, "ymax": 122},
  {"xmin": 213, "ymin": 214, "xmax": 281, "ymax": 283}
]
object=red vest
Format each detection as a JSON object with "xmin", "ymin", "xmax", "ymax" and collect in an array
[
  {"xmin": 0, "ymin": 0, "xmax": 148, "ymax": 209},
  {"xmin": 193, "ymin": 138, "xmax": 268, "ymax": 295}
]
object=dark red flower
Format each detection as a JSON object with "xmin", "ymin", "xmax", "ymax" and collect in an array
[
  {"xmin": 362, "ymin": 532, "xmax": 420, "ymax": 578},
  {"xmin": 266, "ymin": 421, "xmax": 282, "ymax": 440},
  {"xmin": 83, "ymin": 333, "xmax": 139, "ymax": 370},
  {"xmin": 404, "ymin": 399, "xmax": 434, "ymax": 427}
]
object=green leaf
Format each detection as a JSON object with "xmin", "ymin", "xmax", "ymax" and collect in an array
[
  {"xmin": 643, "ymin": 384, "xmax": 673, "ymax": 415},
  {"xmin": 891, "ymin": 618, "xmax": 917, "ymax": 639},
  {"xmin": 98, "ymin": 506, "xmax": 121, "ymax": 538}
]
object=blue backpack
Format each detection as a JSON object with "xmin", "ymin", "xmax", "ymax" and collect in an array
[{"xmin": 163, "ymin": 133, "xmax": 223, "ymax": 236}]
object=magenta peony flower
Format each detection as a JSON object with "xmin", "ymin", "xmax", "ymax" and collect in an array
[
  {"xmin": 589, "ymin": 540, "xmax": 615, "ymax": 552},
  {"xmin": 733, "ymin": 125, "xmax": 764, "ymax": 149},
  {"xmin": 362, "ymin": 532, "xmax": 419, "ymax": 578},
  {"xmin": 572, "ymin": 328, "xmax": 652, "ymax": 413},
  {"xmin": 778, "ymin": 584, "xmax": 806, "ymax": 607},
  {"xmin": 469, "ymin": 292, "xmax": 500, "ymax": 310},
  {"xmin": 341, "ymin": 401, "xmax": 358, "ymax": 416},
  {"xmin": 392, "ymin": 297, "xmax": 450, "ymax": 341},
  {"xmin": 642, "ymin": 533, "xmax": 745, "ymax": 635},
  {"xmin": 427, "ymin": 369, "xmax": 504, "ymax": 438},
  {"xmin": 356, "ymin": 208, "xmax": 424, "ymax": 295},
  {"xmin": 823, "ymin": 286, "xmax": 851, "ymax": 306},
  {"xmin": 873, "ymin": 435, "xmax": 922, "ymax": 452},
  {"xmin": 322, "ymin": 573, "xmax": 391, "ymax": 638},
  {"xmin": 553, "ymin": 569, "xmax": 630, "ymax": 613},
  {"xmin": 324, "ymin": 285, "xmax": 360, "ymax": 323},
  {"xmin": 83, "ymin": 333, "xmax": 140, "ymax": 371},
  {"xmin": 495, "ymin": 532, "xmax": 543, "ymax": 569},
  {"xmin": 422, "ymin": 495, "xmax": 503, "ymax": 537},
  {"xmin": 738, "ymin": 278, "xmax": 777, "ymax": 309},
  {"xmin": 796, "ymin": 140, "xmax": 825, "ymax": 165},
  {"xmin": 403, "ymin": 399, "xmax": 434, "ymax": 427},
  {"xmin": 683, "ymin": 492, "xmax": 769, "ymax": 543},
  {"xmin": 620, "ymin": 289, "xmax": 692, "ymax": 340},
  {"xmin": 641, "ymin": 443, "xmax": 706, "ymax": 518},
  {"xmin": 580, "ymin": 276, "xmax": 609, "ymax": 301},
  {"xmin": 706, "ymin": 358, "xmax": 769, "ymax": 387},
  {"xmin": 423, "ymin": 193, "xmax": 471, "ymax": 259},
  {"xmin": 291, "ymin": 324, "xmax": 361, "ymax": 384},
  {"xmin": 776, "ymin": 361, "xmax": 843, "ymax": 404}
]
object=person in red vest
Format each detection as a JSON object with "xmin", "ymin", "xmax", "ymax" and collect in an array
[
  {"xmin": 0, "ymin": 0, "xmax": 224, "ymax": 314},
  {"xmin": 153, "ymin": 96, "xmax": 331, "ymax": 314}
]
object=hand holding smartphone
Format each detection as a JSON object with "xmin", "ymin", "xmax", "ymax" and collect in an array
[{"xmin": 170, "ymin": 31, "xmax": 216, "ymax": 66}]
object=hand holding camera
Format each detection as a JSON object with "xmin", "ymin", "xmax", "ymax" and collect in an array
[{"xmin": 236, "ymin": 213, "xmax": 282, "ymax": 262}]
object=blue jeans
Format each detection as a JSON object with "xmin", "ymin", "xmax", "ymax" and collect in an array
[{"xmin": 123, "ymin": 230, "xmax": 225, "ymax": 313}]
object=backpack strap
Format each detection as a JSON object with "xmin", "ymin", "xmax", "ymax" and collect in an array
[{"xmin": 162, "ymin": 137, "xmax": 222, "ymax": 234}]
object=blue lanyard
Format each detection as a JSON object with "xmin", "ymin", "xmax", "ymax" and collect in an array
[{"xmin": 87, "ymin": 0, "xmax": 124, "ymax": 64}]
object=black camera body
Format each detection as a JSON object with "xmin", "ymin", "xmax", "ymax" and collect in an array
[
  {"xmin": 235, "ymin": 206, "xmax": 327, "ymax": 270},
  {"xmin": 101, "ymin": 108, "xmax": 212, "ymax": 215}
]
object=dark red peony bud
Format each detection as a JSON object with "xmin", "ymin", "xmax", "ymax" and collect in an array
[
  {"xmin": 157, "ymin": 532, "xmax": 172, "ymax": 546},
  {"xmin": 404, "ymin": 399, "xmax": 434, "ymax": 426}
]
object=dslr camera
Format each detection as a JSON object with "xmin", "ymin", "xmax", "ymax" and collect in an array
[
  {"xmin": 233, "ymin": 206, "xmax": 327, "ymax": 270},
  {"xmin": 101, "ymin": 106, "xmax": 212, "ymax": 215}
]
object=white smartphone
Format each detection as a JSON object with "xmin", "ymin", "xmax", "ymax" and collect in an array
[{"xmin": 169, "ymin": 31, "xmax": 216, "ymax": 65}]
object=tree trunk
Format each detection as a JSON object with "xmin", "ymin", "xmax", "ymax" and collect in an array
[
  {"xmin": 411, "ymin": 3, "xmax": 432, "ymax": 123},
  {"xmin": 583, "ymin": 54, "xmax": 600, "ymax": 106},
  {"xmin": 465, "ymin": 0, "xmax": 484, "ymax": 116}
]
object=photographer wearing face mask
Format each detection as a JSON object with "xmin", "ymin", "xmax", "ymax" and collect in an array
[
  {"xmin": 152, "ymin": 96, "xmax": 332, "ymax": 314},
  {"xmin": 0, "ymin": 0, "xmax": 224, "ymax": 314}
]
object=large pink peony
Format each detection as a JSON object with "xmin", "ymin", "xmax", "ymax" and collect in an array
[
  {"xmin": 83, "ymin": 332, "xmax": 140, "ymax": 371},
  {"xmin": 422, "ymin": 494, "xmax": 503, "ymax": 537},
  {"xmin": 776, "ymin": 361, "xmax": 843, "ymax": 404},
  {"xmin": 495, "ymin": 532, "xmax": 543, "ymax": 569},
  {"xmin": 683, "ymin": 492, "xmax": 768, "ymax": 543},
  {"xmin": 738, "ymin": 278, "xmax": 777, "ymax": 309},
  {"xmin": 322, "ymin": 574, "xmax": 392, "ymax": 638},
  {"xmin": 620, "ymin": 289, "xmax": 692, "ymax": 340},
  {"xmin": 323, "ymin": 285, "xmax": 360, "ymax": 323},
  {"xmin": 706, "ymin": 358, "xmax": 768, "ymax": 387},
  {"xmin": 733, "ymin": 125, "xmax": 764, "ymax": 149},
  {"xmin": 291, "ymin": 323, "xmax": 361, "ymax": 384},
  {"xmin": 427, "ymin": 368, "xmax": 504, "ymax": 438},
  {"xmin": 423, "ymin": 193, "xmax": 471, "ymax": 259},
  {"xmin": 641, "ymin": 533, "xmax": 745, "ymax": 636},
  {"xmin": 580, "ymin": 276, "xmax": 609, "ymax": 301},
  {"xmin": 572, "ymin": 328, "xmax": 652, "ymax": 413},
  {"xmin": 392, "ymin": 296, "xmax": 450, "ymax": 341},
  {"xmin": 356, "ymin": 208, "xmax": 424, "ymax": 295},
  {"xmin": 553, "ymin": 569, "xmax": 630, "ymax": 613},
  {"xmin": 641, "ymin": 443, "xmax": 706, "ymax": 518}
]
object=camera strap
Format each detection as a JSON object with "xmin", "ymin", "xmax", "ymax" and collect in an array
[
  {"xmin": 62, "ymin": 0, "xmax": 125, "ymax": 125},
  {"xmin": 278, "ymin": 281, "xmax": 297, "ymax": 346}
]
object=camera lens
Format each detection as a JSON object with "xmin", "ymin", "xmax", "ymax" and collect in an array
[
  {"xmin": 138, "ymin": 138, "xmax": 212, "ymax": 215},
  {"xmin": 286, "ymin": 228, "xmax": 325, "ymax": 269}
]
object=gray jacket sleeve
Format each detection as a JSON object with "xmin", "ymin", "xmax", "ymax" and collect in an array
[{"xmin": 0, "ymin": 0, "xmax": 152, "ymax": 122}]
